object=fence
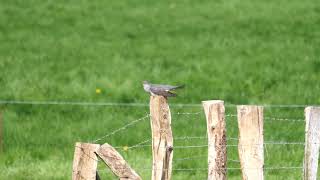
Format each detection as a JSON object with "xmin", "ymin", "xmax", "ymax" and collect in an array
[
  {"xmin": 0, "ymin": 99, "xmax": 316, "ymax": 179},
  {"xmin": 68, "ymin": 96, "xmax": 320, "ymax": 180}
]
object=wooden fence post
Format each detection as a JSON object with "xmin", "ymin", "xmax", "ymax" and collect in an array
[
  {"xmin": 150, "ymin": 95, "xmax": 173, "ymax": 180},
  {"xmin": 72, "ymin": 142, "xmax": 100, "ymax": 180},
  {"xmin": 237, "ymin": 105, "xmax": 264, "ymax": 180},
  {"xmin": 96, "ymin": 143, "xmax": 142, "ymax": 180},
  {"xmin": 202, "ymin": 100, "xmax": 227, "ymax": 180},
  {"xmin": 303, "ymin": 107, "xmax": 320, "ymax": 180}
]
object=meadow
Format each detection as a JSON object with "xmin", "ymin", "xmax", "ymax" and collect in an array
[{"xmin": 0, "ymin": 0, "xmax": 320, "ymax": 179}]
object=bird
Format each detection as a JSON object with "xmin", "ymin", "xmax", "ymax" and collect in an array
[{"xmin": 143, "ymin": 81, "xmax": 184, "ymax": 97}]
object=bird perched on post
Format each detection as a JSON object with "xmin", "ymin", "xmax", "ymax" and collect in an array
[{"xmin": 143, "ymin": 81, "xmax": 184, "ymax": 97}]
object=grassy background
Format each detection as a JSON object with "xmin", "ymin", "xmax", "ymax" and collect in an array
[{"xmin": 0, "ymin": 0, "xmax": 319, "ymax": 179}]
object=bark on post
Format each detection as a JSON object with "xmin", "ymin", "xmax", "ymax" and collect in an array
[
  {"xmin": 96, "ymin": 143, "xmax": 142, "ymax": 180},
  {"xmin": 202, "ymin": 100, "xmax": 227, "ymax": 180},
  {"xmin": 150, "ymin": 95, "xmax": 173, "ymax": 180},
  {"xmin": 303, "ymin": 107, "xmax": 320, "ymax": 180},
  {"xmin": 72, "ymin": 142, "xmax": 100, "ymax": 180},
  {"xmin": 237, "ymin": 105, "xmax": 264, "ymax": 180}
]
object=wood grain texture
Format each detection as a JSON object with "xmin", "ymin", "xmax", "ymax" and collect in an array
[
  {"xmin": 150, "ymin": 95, "xmax": 173, "ymax": 180},
  {"xmin": 72, "ymin": 143, "xmax": 100, "ymax": 180},
  {"xmin": 303, "ymin": 107, "xmax": 320, "ymax": 180},
  {"xmin": 96, "ymin": 143, "xmax": 141, "ymax": 180},
  {"xmin": 202, "ymin": 100, "xmax": 227, "ymax": 180},
  {"xmin": 237, "ymin": 105, "xmax": 264, "ymax": 180}
]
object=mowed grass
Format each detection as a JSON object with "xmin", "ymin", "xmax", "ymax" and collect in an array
[{"xmin": 0, "ymin": 0, "xmax": 320, "ymax": 179}]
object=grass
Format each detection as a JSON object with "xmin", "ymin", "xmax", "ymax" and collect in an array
[{"xmin": 0, "ymin": 0, "xmax": 320, "ymax": 179}]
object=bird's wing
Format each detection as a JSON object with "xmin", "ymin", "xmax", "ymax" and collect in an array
[
  {"xmin": 150, "ymin": 86, "xmax": 177, "ymax": 97},
  {"xmin": 151, "ymin": 84, "xmax": 184, "ymax": 90}
]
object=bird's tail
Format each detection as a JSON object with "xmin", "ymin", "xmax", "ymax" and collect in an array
[{"xmin": 172, "ymin": 85, "xmax": 185, "ymax": 89}]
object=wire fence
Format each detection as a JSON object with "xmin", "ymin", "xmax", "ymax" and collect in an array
[
  {"xmin": 0, "ymin": 99, "xmax": 314, "ymax": 108},
  {"xmin": 76, "ymin": 145, "xmax": 303, "ymax": 171},
  {"xmin": 90, "ymin": 111, "xmax": 305, "ymax": 144},
  {"xmin": 1, "ymin": 100, "xmax": 312, "ymax": 179},
  {"xmin": 82, "ymin": 108, "xmax": 307, "ymax": 179}
]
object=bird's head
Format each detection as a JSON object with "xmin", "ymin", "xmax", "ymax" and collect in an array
[{"xmin": 142, "ymin": 81, "xmax": 151, "ymax": 92}]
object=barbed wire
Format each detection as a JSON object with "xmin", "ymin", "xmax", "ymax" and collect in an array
[
  {"xmin": 76, "ymin": 142, "xmax": 303, "ymax": 180},
  {"xmin": 229, "ymin": 159, "xmax": 241, "ymax": 163},
  {"xmin": 88, "ymin": 112, "xmax": 306, "ymax": 147},
  {"xmin": 264, "ymin": 117, "xmax": 305, "ymax": 122},
  {"xmin": 174, "ymin": 112, "xmax": 202, "ymax": 115},
  {"xmin": 77, "ymin": 146, "xmax": 303, "ymax": 172},
  {"xmin": 175, "ymin": 113, "xmax": 305, "ymax": 122},
  {"xmin": 115, "ymin": 136, "xmax": 241, "ymax": 150},
  {"xmin": 175, "ymin": 155, "xmax": 207, "ymax": 161},
  {"xmin": 70, "ymin": 105, "xmax": 309, "ymax": 179},
  {"xmin": 225, "ymin": 114, "xmax": 305, "ymax": 122},
  {"xmin": 97, "ymin": 165, "xmax": 303, "ymax": 180},
  {"xmin": 0, "ymin": 100, "xmax": 150, "ymax": 107},
  {"xmin": 174, "ymin": 136, "xmax": 207, "ymax": 140},
  {"xmin": 98, "ymin": 166, "xmax": 303, "ymax": 172},
  {"xmin": 0, "ymin": 100, "xmax": 315, "ymax": 108},
  {"xmin": 173, "ymin": 155, "xmax": 241, "ymax": 163},
  {"xmin": 83, "ymin": 110, "xmax": 306, "ymax": 150},
  {"xmin": 2, "ymin": 99, "xmax": 311, "ymax": 178},
  {"xmin": 127, "ymin": 139, "xmax": 151, "ymax": 150},
  {"xmin": 0, "ymin": 99, "xmax": 306, "ymax": 122},
  {"xmin": 114, "ymin": 140, "xmax": 310, "ymax": 150},
  {"xmin": 91, "ymin": 114, "xmax": 150, "ymax": 143}
]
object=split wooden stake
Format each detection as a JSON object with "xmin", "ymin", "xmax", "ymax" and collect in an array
[
  {"xmin": 72, "ymin": 143, "xmax": 100, "ymax": 180},
  {"xmin": 202, "ymin": 100, "xmax": 227, "ymax": 180},
  {"xmin": 237, "ymin": 105, "xmax": 264, "ymax": 180},
  {"xmin": 150, "ymin": 95, "xmax": 173, "ymax": 180},
  {"xmin": 303, "ymin": 107, "xmax": 320, "ymax": 180},
  {"xmin": 96, "ymin": 143, "xmax": 141, "ymax": 180}
]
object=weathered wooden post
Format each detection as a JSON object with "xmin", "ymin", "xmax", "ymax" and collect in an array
[
  {"xmin": 303, "ymin": 107, "xmax": 320, "ymax": 180},
  {"xmin": 202, "ymin": 100, "xmax": 227, "ymax": 180},
  {"xmin": 150, "ymin": 95, "xmax": 173, "ymax": 180},
  {"xmin": 96, "ymin": 143, "xmax": 142, "ymax": 180},
  {"xmin": 72, "ymin": 143, "xmax": 100, "ymax": 180},
  {"xmin": 237, "ymin": 105, "xmax": 264, "ymax": 180}
]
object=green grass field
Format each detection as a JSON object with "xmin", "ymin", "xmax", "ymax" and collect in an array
[{"xmin": 0, "ymin": 0, "xmax": 320, "ymax": 179}]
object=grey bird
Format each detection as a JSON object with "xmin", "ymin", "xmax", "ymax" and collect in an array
[{"xmin": 143, "ymin": 81, "xmax": 184, "ymax": 97}]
